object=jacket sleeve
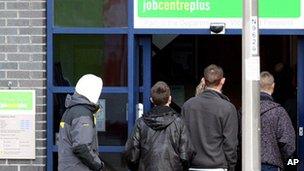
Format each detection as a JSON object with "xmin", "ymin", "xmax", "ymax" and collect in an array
[
  {"xmin": 178, "ymin": 119, "xmax": 195, "ymax": 170},
  {"xmin": 222, "ymin": 105, "xmax": 238, "ymax": 171},
  {"xmin": 124, "ymin": 119, "xmax": 141, "ymax": 171},
  {"xmin": 276, "ymin": 107, "xmax": 296, "ymax": 160},
  {"xmin": 181, "ymin": 104, "xmax": 190, "ymax": 129},
  {"xmin": 70, "ymin": 116, "xmax": 103, "ymax": 171}
]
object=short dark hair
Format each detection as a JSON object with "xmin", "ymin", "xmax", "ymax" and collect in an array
[
  {"xmin": 151, "ymin": 81, "xmax": 170, "ymax": 106},
  {"xmin": 204, "ymin": 64, "xmax": 224, "ymax": 87}
]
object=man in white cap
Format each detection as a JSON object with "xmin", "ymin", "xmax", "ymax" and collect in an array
[{"xmin": 58, "ymin": 74, "xmax": 104, "ymax": 171}]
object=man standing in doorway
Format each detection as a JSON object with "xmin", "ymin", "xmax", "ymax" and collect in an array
[
  {"xmin": 259, "ymin": 71, "xmax": 295, "ymax": 171},
  {"xmin": 182, "ymin": 64, "xmax": 238, "ymax": 171}
]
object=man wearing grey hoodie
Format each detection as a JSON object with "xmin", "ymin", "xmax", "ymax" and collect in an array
[{"xmin": 58, "ymin": 74, "xmax": 104, "ymax": 171}]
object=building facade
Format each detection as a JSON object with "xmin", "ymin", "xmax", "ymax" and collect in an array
[{"xmin": 1, "ymin": 0, "xmax": 304, "ymax": 171}]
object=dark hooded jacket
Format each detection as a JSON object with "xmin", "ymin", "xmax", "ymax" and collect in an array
[
  {"xmin": 124, "ymin": 106, "xmax": 195, "ymax": 171},
  {"xmin": 58, "ymin": 94, "xmax": 104, "ymax": 171},
  {"xmin": 260, "ymin": 92, "xmax": 295, "ymax": 168}
]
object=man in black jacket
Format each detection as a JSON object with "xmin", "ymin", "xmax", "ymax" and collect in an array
[
  {"xmin": 124, "ymin": 81, "xmax": 195, "ymax": 171},
  {"xmin": 58, "ymin": 74, "xmax": 104, "ymax": 171},
  {"xmin": 182, "ymin": 64, "xmax": 238, "ymax": 171}
]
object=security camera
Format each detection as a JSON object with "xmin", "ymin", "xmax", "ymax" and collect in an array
[{"xmin": 210, "ymin": 23, "xmax": 226, "ymax": 34}]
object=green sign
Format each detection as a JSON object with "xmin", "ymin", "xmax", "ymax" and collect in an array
[
  {"xmin": 138, "ymin": 0, "xmax": 300, "ymax": 18},
  {"xmin": 0, "ymin": 91, "xmax": 33, "ymax": 110}
]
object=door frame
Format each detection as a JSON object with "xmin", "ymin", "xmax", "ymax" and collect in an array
[
  {"xmin": 297, "ymin": 36, "xmax": 304, "ymax": 171},
  {"xmin": 139, "ymin": 34, "xmax": 304, "ymax": 171},
  {"xmin": 138, "ymin": 36, "xmax": 152, "ymax": 113}
]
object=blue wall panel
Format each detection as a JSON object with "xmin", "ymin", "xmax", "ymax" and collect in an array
[{"xmin": 297, "ymin": 36, "xmax": 304, "ymax": 171}]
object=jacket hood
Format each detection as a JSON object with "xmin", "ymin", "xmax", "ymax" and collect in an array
[
  {"xmin": 75, "ymin": 74, "xmax": 103, "ymax": 104},
  {"xmin": 65, "ymin": 93, "xmax": 99, "ymax": 112},
  {"xmin": 260, "ymin": 92, "xmax": 281, "ymax": 115},
  {"xmin": 143, "ymin": 106, "xmax": 178, "ymax": 130}
]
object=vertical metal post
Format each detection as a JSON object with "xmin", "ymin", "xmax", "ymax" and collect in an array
[{"xmin": 242, "ymin": 0, "xmax": 261, "ymax": 170}]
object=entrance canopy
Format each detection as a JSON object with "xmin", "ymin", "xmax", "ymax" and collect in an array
[{"xmin": 134, "ymin": 0, "xmax": 303, "ymax": 29}]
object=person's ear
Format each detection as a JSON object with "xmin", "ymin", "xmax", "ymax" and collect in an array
[
  {"xmin": 168, "ymin": 96, "xmax": 172, "ymax": 104},
  {"xmin": 201, "ymin": 77, "xmax": 205, "ymax": 85},
  {"xmin": 220, "ymin": 78, "xmax": 226, "ymax": 85},
  {"xmin": 272, "ymin": 83, "xmax": 275, "ymax": 89},
  {"xmin": 150, "ymin": 97, "xmax": 153, "ymax": 103}
]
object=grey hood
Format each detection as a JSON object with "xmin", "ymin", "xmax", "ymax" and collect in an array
[{"xmin": 65, "ymin": 93, "xmax": 99, "ymax": 112}]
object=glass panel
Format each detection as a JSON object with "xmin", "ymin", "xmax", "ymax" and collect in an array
[
  {"xmin": 97, "ymin": 93, "xmax": 128, "ymax": 146},
  {"xmin": 53, "ymin": 152, "xmax": 58, "ymax": 171},
  {"xmin": 53, "ymin": 93, "xmax": 128, "ymax": 146},
  {"xmin": 53, "ymin": 93, "xmax": 70, "ymax": 145},
  {"xmin": 54, "ymin": 0, "xmax": 128, "ymax": 27},
  {"xmin": 100, "ymin": 153, "xmax": 128, "ymax": 171},
  {"xmin": 53, "ymin": 35, "xmax": 128, "ymax": 86}
]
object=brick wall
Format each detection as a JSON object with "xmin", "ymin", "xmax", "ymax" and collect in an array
[{"xmin": 0, "ymin": 0, "xmax": 46, "ymax": 170}]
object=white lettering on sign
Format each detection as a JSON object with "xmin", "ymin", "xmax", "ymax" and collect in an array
[
  {"xmin": 250, "ymin": 16, "xmax": 258, "ymax": 56},
  {"xmin": 245, "ymin": 57, "xmax": 260, "ymax": 81},
  {"xmin": 287, "ymin": 159, "xmax": 300, "ymax": 165}
]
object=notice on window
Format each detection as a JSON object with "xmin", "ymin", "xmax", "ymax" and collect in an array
[
  {"xmin": 0, "ymin": 90, "xmax": 35, "ymax": 159},
  {"xmin": 245, "ymin": 58, "xmax": 260, "ymax": 81},
  {"xmin": 96, "ymin": 99, "xmax": 106, "ymax": 132}
]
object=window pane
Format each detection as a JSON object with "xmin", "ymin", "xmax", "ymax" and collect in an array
[
  {"xmin": 53, "ymin": 93, "xmax": 128, "ymax": 146},
  {"xmin": 100, "ymin": 153, "xmax": 128, "ymax": 171},
  {"xmin": 53, "ymin": 152, "xmax": 59, "ymax": 171},
  {"xmin": 53, "ymin": 93, "xmax": 71, "ymax": 145},
  {"xmin": 97, "ymin": 93, "xmax": 128, "ymax": 146},
  {"xmin": 53, "ymin": 35, "xmax": 127, "ymax": 86},
  {"xmin": 54, "ymin": 0, "xmax": 128, "ymax": 27}
]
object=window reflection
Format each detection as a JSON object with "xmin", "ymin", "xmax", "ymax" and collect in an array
[
  {"xmin": 54, "ymin": 0, "xmax": 128, "ymax": 27},
  {"xmin": 53, "ymin": 35, "xmax": 127, "ymax": 86}
]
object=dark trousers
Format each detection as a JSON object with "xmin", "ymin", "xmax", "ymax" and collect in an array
[{"xmin": 261, "ymin": 164, "xmax": 280, "ymax": 171}]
